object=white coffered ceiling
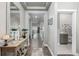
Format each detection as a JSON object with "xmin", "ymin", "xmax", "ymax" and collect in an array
[
  {"xmin": 20, "ymin": 2, "xmax": 51, "ymax": 10},
  {"xmin": 10, "ymin": 2, "xmax": 51, "ymax": 26},
  {"xmin": 26, "ymin": 2, "xmax": 46, "ymax": 7},
  {"xmin": 10, "ymin": 2, "xmax": 19, "ymax": 10},
  {"xmin": 10, "ymin": 2, "xmax": 51, "ymax": 10}
]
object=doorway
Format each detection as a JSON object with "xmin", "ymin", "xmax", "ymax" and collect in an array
[
  {"xmin": 29, "ymin": 13, "xmax": 45, "ymax": 56},
  {"xmin": 57, "ymin": 10, "xmax": 76, "ymax": 55}
]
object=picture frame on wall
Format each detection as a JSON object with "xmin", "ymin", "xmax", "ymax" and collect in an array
[{"xmin": 48, "ymin": 18, "xmax": 53, "ymax": 25}]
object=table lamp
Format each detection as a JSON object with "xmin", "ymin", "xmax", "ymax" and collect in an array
[{"xmin": 2, "ymin": 35, "xmax": 10, "ymax": 46}]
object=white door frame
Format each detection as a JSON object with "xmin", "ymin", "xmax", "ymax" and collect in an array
[{"xmin": 56, "ymin": 9, "xmax": 77, "ymax": 55}]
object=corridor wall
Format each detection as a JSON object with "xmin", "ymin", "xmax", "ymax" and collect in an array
[
  {"xmin": 48, "ymin": 2, "xmax": 57, "ymax": 55},
  {"xmin": 48, "ymin": 2, "xmax": 79, "ymax": 55},
  {"xmin": 57, "ymin": 2, "xmax": 79, "ymax": 55},
  {"xmin": 0, "ymin": 2, "xmax": 7, "ymax": 35}
]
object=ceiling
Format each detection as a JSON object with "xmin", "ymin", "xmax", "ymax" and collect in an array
[
  {"xmin": 10, "ymin": 2, "xmax": 52, "ymax": 10},
  {"xmin": 20, "ymin": 2, "xmax": 51, "ymax": 10},
  {"xmin": 10, "ymin": 2, "xmax": 51, "ymax": 26},
  {"xmin": 10, "ymin": 2, "xmax": 19, "ymax": 10},
  {"xmin": 26, "ymin": 2, "xmax": 46, "ymax": 7}
]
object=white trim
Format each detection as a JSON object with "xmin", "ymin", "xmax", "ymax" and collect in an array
[
  {"xmin": 10, "ymin": 6, "xmax": 17, "ymax": 9},
  {"xmin": 75, "ymin": 53, "xmax": 79, "ymax": 56},
  {"xmin": 13, "ymin": 2, "xmax": 24, "ymax": 10},
  {"xmin": 26, "ymin": 10, "xmax": 47, "ymax": 13},
  {"xmin": 43, "ymin": 43, "xmax": 48, "ymax": 47},
  {"xmin": 57, "ymin": 9, "xmax": 76, "ymax": 12},
  {"xmin": 10, "ymin": 10, "xmax": 20, "ymax": 13},
  {"xmin": 56, "ymin": 9, "xmax": 77, "ymax": 55},
  {"xmin": 47, "ymin": 45, "xmax": 54, "ymax": 56},
  {"xmin": 43, "ymin": 44, "xmax": 54, "ymax": 56},
  {"xmin": 27, "ymin": 6, "xmax": 46, "ymax": 9},
  {"xmin": 72, "ymin": 10, "xmax": 76, "ymax": 55}
]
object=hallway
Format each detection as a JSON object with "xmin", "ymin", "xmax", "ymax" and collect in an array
[
  {"xmin": 31, "ymin": 33, "xmax": 42, "ymax": 56},
  {"xmin": 30, "ymin": 34, "xmax": 52, "ymax": 56},
  {"xmin": 0, "ymin": 2, "xmax": 78, "ymax": 56},
  {"xmin": 31, "ymin": 34, "xmax": 43, "ymax": 56}
]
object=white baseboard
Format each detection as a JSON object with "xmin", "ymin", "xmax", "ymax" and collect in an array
[
  {"xmin": 43, "ymin": 44, "xmax": 54, "ymax": 56},
  {"xmin": 43, "ymin": 44, "xmax": 48, "ymax": 46},
  {"xmin": 75, "ymin": 53, "xmax": 79, "ymax": 56}
]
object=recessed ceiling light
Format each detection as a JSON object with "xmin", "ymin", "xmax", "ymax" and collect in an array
[{"xmin": 35, "ymin": 16, "xmax": 37, "ymax": 18}]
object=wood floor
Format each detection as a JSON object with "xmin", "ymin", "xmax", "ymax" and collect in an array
[
  {"xmin": 26, "ymin": 34, "xmax": 52, "ymax": 56},
  {"xmin": 26, "ymin": 46, "xmax": 52, "ymax": 56},
  {"xmin": 57, "ymin": 54, "xmax": 74, "ymax": 56},
  {"xmin": 26, "ymin": 36, "xmax": 73, "ymax": 56}
]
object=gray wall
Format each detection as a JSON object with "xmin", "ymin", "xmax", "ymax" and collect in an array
[
  {"xmin": 0, "ymin": 2, "xmax": 7, "ymax": 35},
  {"xmin": 48, "ymin": 2, "xmax": 79, "ymax": 55},
  {"xmin": 57, "ymin": 2, "xmax": 79, "ymax": 54},
  {"xmin": 0, "ymin": 2, "xmax": 7, "ymax": 55},
  {"xmin": 48, "ymin": 3, "xmax": 56, "ymax": 55}
]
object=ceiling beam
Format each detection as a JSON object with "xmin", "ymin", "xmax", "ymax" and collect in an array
[
  {"xmin": 13, "ymin": 2, "xmax": 24, "ymax": 10},
  {"xmin": 10, "ymin": 6, "xmax": 18, "ymax": 9},
  {"xmin": 26, "ymin": 6, "xmax": 46, "ymax": 10},
  {"xmin": 20, "ymin": 2, "xmax": 27, "ymax": 10},
  {"xmin": 46, "ymin": 2, "xmax": 52, "ymax": 10}
]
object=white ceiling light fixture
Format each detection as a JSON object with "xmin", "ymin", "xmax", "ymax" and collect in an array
[{"xmin": 35, "ymin": 16, "xmax": 38, "ymax": 18}]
